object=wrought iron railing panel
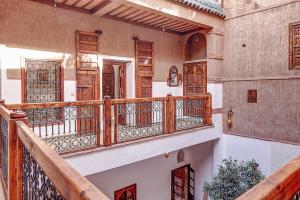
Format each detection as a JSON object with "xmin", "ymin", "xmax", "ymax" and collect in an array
[
  {"xmin": 22, "ymin": 145, "xmax": 64, "ymax": 200},
  {"xmin": 20, "ymin": 105, "xmax": 102, "ymax": 153},
  {"xmin": 0, "ymin": 117, "xmax": 8, "ymax": 189},
  {"xmin": 113, "ymin": 100, "xmax": 165, "ymax": 143},
  {"xmin": 175, "ymin": 98, "xmax": 205, "ymax": 131}
]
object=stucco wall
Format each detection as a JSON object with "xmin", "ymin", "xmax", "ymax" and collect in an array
[
  {"xmin": 223, "ymin": 0, "xmax": 300, "ymax": 144},
  {"xmin": 86, "ymin": 142, "xmax": 214, "ymax": 200},
  {"xmin": 0, "ymin": 0, "xmax": 184, "ymax": 82},
  {"xmin": 221, "ymin": 134, "xmax": 300, "ymax": 176}
]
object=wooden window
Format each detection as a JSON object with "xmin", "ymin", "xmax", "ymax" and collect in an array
[
  {"xmin": 135, "ymin": 39, "xmax": 153, "ymax": 98},
  {"xmin": 247, "ymin": 89, "xmax": 257, "ymax": 103},
  {"xmin": 289, "ymin": 22, "xmax": 300, "ymax": 69},
  {"xmin": 183, "ymin": 62, "xmax": 207, "ymax": 96},
  {"xmin": 114, "ymin": 184, "xmax": 137, "ymax": 200}
]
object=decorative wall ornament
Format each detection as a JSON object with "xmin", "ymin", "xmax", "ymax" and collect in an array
[
  {"xmin": 227, "ymin": 109, "xmax": 233, "ymax": 129},
  {"xmin": 114, "ymin": 184, "xmax": 137, "ymax": 200},
  {"xmin": 289, "ymin": 22, "xmax": 300, "ymax": 70},
  {"xmin": 247, "ymin": 89, "xmax": 257, "ymax": 103},
  {"xmin": 167, "ymin": 65, "xmax": 182, "ymax": 87}
]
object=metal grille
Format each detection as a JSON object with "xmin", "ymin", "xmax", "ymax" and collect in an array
[
  {"xmin": 112, "ymin": 100, "xmax": 165, "ymax": 143},
  {"xmin": 175, "ymin": 98, "xmax": 205, "ymax": 131},
  {"xmin": 0, "ymin": 117, "xmax": 8, "ymax": 189},
  {"xmin": 292, "ymin": 191, "xmax": 300, "ymax": 200},
  {"xmin": 25, "ymin": 60, "xmax": 62, "ymax": 130},
  {"xmin": 21, "ymin": 105, "xmax": 102, "ymax": 153},
  {"xmin": 22, "ymin": 145, "xmax": 64, "ymax": 200},
  {"xmin": 25, "ymin": 60, "xmax": 62, "ymax": 103}
]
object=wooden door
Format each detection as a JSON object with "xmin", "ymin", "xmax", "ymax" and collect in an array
[
  {"xmin": 77, "ymin": 71, "xmax": 99, "ymax": 134},
  {"xmin": 183, "ymin": 62, "xmax": 207, "ymax": 96},
  {"xmin": 119, "ymin": 64, "xmax": 126, "ymax": 99},
  {"xmin": 172, "ymin": 168, "xmax": 186, "ymax": 200},
  {"xmin": 135, "ymin": 40, "xmax": 153, "ymax": 126},
  {"xmin": 102, "ymin": 64, "xmax": 115, "ymax": 99},
  {"xmin": 118, "ymin": 64, "xmax": 127, "ymax": 125},
  {"xmin": 75, "ymin": 31, "xmax": 100, "ymax": 135},
  {"xmin": 171, "ymin": 165, "xmax": 195, "ymax": 200}
]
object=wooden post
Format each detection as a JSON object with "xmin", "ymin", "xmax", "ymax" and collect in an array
[
  {"xmin": 204, "ymin": 94, "xmax": 212, "ymax": 126},
  {"xmin": 166, "ymin": 94, "xmax": 175, "ymax": 134},
  {"xmin": 103, "ymin": 96, "xmax": 112, "ymax": 147},
  {"xmin": 8, "ymin": 111, "xmax": 28, "ymax": 200}
]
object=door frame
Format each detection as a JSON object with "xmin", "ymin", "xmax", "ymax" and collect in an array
[{"xmin": 102, "ymin": 60, "xmax": 127, "ymax": 99}]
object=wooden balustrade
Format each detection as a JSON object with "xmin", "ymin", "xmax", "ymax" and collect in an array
[
  {"xmin": 237, "ymin": 156, "xmax": 300, "ymax": 200},
  {"xmin": 0, "ymin": 101, "xmax": 109, "ymax": 200},
  {"xmin": 5, "ymin": 94, "xmax": 213, "ymax": 152}
]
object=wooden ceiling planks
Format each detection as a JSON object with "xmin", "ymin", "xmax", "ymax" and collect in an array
[{"xmin": 29, "ymin": 0, "xmax": 204, "ymax": 35}]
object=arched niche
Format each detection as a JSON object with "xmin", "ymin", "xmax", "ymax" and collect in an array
[{"xmin": 185, "ymin": 33, "xmax": 207, "ymax": 61}]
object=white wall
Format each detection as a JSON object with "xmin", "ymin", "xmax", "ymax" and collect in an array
[
  {"xmin": 66, "ymin": 114, "xmax": 223, "ymax": 176},
  {"xmin": 87, "ymin": 142, "xmax": 214, "ymax": 200},
  {"xmin": 220, "ymin": 134, "xmax": 300, "ymax": 176},
  {"xmin": 152, "ymin": 81, "xmax": 183, "ymax": 97}
]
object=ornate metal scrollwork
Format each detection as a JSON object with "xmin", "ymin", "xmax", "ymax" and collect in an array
[
  {"xmin": 0, "ymin": 117, "xmax": 8, "ymax": 188},
  {"xmin": 22, "ymin": 145, "xmax": 64, "ymax": 200}
]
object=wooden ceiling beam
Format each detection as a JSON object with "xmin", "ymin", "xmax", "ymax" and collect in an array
[
  {"xmin": 72, "ymin": 0, "xmax": 82, "ymax": 6},
  {"xmin": 104, "ymin": 14, "xmax": 180, "ymax": 35},
  {"xmin": 30, "ymin": 0, "xmax": 91, "ymax": 14},
  {"xmin": 81, "ymin": 0, "xmax": 93, "ymax": 8},
  {"xmin": 90, "ymin": 0, "xmax": 113, "ymax": 14}
]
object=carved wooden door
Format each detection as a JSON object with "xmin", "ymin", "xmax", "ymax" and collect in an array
[
  {"xmin": 135, "ymin": 40, "xmax": 153, "ymax": 126},
  {"xmin": 118, "ymin": 64, "xmax": 127, "ymax": 125},
  {"xmin": 119, "ymin": 64, "xmax": 126, "ymax": 99},
  {"xmin": 77, "ymin": 71, "xmax": 99, "ymax": 134},
  {"xmin": 102, "ymin": 64, "xmax": 115, "ymax": 99},
  {"xmin": 76, "ymin": 31, "xmax": 100, "ymax": 135}
]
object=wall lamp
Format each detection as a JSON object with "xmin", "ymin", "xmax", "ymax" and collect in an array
[{"xmin": 227, "ymin": 109, "xmax": 233, "ymax": 129}]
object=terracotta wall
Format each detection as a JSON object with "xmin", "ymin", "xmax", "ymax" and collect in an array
[
  {"xmin": 223, "ymin": 0, "xmax": 300, "ymax": 144},
  {"xmin": 0, "ymin": 0, "xmax": 184, "ymax": 82}
]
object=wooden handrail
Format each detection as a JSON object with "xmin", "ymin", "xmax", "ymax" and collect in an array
[
  {"xmin": 112, "ymin": 96, "xmax": 166, "ymax": 104},
  {"xmin": 0, "ymin": 105, "xmax": 12, "ymax": 121},
  {"xmin": 173, "ymin": 94, "xmax": 211, "ymax": 100},
  {"xmin": 237, "ymin": 156, "xmax": 300, "ymax": 200},
  {"xmin": 16, "ymin": 121, "xmax": 109, "ymax": 200},
  {"xmin": 6, "ymin": 100, "xmax": 104, "ymax": 110}
]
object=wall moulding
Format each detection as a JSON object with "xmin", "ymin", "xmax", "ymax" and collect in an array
[{"xmin": 222, "ymin": 76, "xmax": 300, "ymax": 82}]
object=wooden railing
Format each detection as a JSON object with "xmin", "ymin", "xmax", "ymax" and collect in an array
[
  {"xmin": 237, "ymin": 156, "xmax": 300, "ymax": 200},
  {"xmin": 0, "ymin": 101, "xmax": 109, "ymax": 200},
  {"xmin": 6, "ymin": 94, "xmax": 213, "ymax": 153},
  {"xmin": 7, "ymin": 100, "xmax": 104, "ymax": 153}
]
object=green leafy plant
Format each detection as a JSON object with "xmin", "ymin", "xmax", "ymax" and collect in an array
[{"xmin": 203, "ymin": 158, "xmax": 265, "ymax": 200}]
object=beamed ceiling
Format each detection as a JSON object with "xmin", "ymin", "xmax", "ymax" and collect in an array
[{"xmin": 30, "ymin": 0, "xmax": 207, "ymax": 35}]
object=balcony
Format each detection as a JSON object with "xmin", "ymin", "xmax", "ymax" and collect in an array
[
  {"xmin": 5, "ymin": 94, "xmax": 213, "ymax": 154},
  {"xmin": 0, "ymin": 94, "xmax": 213, "ymax": 199}
]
